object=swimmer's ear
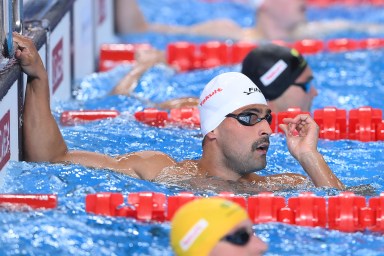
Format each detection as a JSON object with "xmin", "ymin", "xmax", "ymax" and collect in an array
[{"xmin": 206, "ymin": 130, "xmax": 218, "ymax": 140}]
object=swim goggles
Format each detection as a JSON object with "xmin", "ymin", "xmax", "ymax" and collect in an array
[
  {"xmin": 220, "ymin": 227, "xmax": 252, "ymax": 246},
  {"xmin": 225, "ymin": 112, "xmax": 272, "ymax": 126},
  {"xmin": 292, "ymin": 76, "xmax": 314, "ymax": 93}
]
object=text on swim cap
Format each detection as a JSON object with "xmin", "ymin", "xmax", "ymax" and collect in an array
[
  {"xmin": 243, "ymin": 86, "xmax": 262, "ymax": 95},
  {"xmin": 260, "ymin": 59, "xmax": 288, "ymax": 86},
  {"xmin": 199, "ymin": 88, "xmax": 223, "ymax": 107},
  {"xmin": 179, "ymin": 219, "xmax": 209, "ymax": 251}
]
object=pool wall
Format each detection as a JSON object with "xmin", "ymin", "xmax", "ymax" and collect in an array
[{"xmin": 0, "ymin": 0, "xmax": 117, "ymax": 183}]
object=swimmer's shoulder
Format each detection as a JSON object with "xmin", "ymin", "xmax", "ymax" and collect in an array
[{"xmin": 152, "ymin": 159, "xmax": 200, "ymax": 183}]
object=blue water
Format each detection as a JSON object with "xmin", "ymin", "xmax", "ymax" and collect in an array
[{"xmin": 2, "ymin": 1, "xmax": 384, "ymax": 255}]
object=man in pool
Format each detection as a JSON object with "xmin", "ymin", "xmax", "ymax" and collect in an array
[
  {"xmin": 241, "ymin": 43, "xmax": 318, "ymax": 113},
  {"xmin": 115, "ymin": 0, "xmax": 383, "ymax": 42},
  {"xmin": 170, "ymin": 197, "xmax": 268, "ymax": 256},
  {"xmin": 15, "ymin": 32, "xmax": 345, "ymax": 192}
]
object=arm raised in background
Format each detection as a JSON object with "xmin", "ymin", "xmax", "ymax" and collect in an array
[
  {"xmin": 110, "ymin": 48, "xmax": 166, "ymax": 95},
  {"xmin": 15, "ymin": 32, "xmax": 175, "ymax": 180},
  {"xmin": 279, "ymin": 114, "xmax": 345, "ymax": 190},
  {"xmin": 111, "ymin": 47, "xmax": 200, "ymax": 110}
]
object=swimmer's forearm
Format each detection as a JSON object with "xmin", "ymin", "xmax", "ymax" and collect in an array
[
  {"xmin": 111, "ymin": 63, "xmax": 149, "ymax": 95},
  {"xmin": 298, "ymin": 151, "xmax": 345, "ymax": 190}
]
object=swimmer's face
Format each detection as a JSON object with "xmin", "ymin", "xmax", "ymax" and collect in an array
[
  {"xmin": 262, "ymin": 0, "xmax": 306, "ymax": 30},
  {"xmin": 214, "ymin": 104, "xmax": 272, "ymax": 174}
]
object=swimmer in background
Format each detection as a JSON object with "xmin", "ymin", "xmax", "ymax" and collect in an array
[
  {"xmin": 115, "ymin": 0, "xmax": 384, "ymax": 42},
  {"xmin": 170, "ymin": 198, "xmax": 268, "ymax": 256},
  {"xmin": 241, "ymin": 43, "xmax": 318, "ymax": 113},
  {"xmin": 112, "ymin": 43, "xmax": 318, "ymax": 113},
  {"xmin": 109, "ymin": 47, "xmax": 200, "ymax": 110},
  {"xmin": 16, "ymin": 31, "xmax": 345, "ymax": 193}
]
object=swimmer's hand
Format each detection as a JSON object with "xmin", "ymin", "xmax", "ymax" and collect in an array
[
  {"xmin": 13, "ymin": 32, "xmax": 46, "ymax": 79},
  {"xmin": 279, "ymin": 114, "xmax": 319, "ymax": 161},
  {"xmin": 280, "ymin": 114, "xmax": 345, "ymax": 190}
]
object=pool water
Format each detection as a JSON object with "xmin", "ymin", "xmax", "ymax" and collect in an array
[{"xmin": 2, "ymin": 1, "xmax": 384, "ymax": 255}]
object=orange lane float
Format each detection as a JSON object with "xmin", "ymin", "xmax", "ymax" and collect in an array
[
  {"xmin": 85, "ymin": 191, "xmax": 384, "ymax": 233},
  {"xmin": 0, "ymin": 194, "xmax": 57, "ymax": 209}
]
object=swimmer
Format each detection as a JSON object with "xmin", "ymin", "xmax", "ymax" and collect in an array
[
  {"xmin": 16, "ymin": 32, "xmax": 345, "ymax": 192},
  {"xmin": 115, "ymin": 0, "xmax": 384, "ymax": 42},
  {"xmin": 113, "ymin": 43, "xmax": 317, "ymax": 113},
  {"xmin": 241, "ymin": 43, "xmax": 318, "ymax": 113},
  {"xmin": 170, "ymin": 198, "xmax": 268, "ymax": 256}
]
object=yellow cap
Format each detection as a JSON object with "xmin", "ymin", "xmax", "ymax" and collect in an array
[{"xmin": 170, "ymin": 198, "xmax": 249, "ymax": 256}]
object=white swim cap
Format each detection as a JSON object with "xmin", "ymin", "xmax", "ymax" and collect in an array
[{"xmin": 198, "ymin": 72, "xmax": 267, "ymax": 136}]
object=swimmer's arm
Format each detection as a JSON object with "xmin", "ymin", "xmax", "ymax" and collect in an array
[
  {"xmin": 115, "ymin": 0, "xmax": 149, "ymax": 34},
  {"xmin": 15, "ymin": 32, "xmax": 173, "ymax": 180},
  {"xmin": 14, "ymin": 32, "xmax": 69, "ymax": 163},
  {"xmin": 154, "ymin": 97, "xmax": 199, "ymax": 110},
  {"xmin": 296, "ymin": 151, "xmax": 345, "ymax": 189},
  {"xmin": 111, "ymin": 49, "xmax": 166, "ymax": 95},
  {"xmin": 60, "ymin": 150, "xmax": 177, "ymax": 180},
  {"xmin": 110, "ymin": 62, "xmax": 149, "ymax": 95},
  {"xmin": 279, "ymin": 114, "xmax": 345, "ymax": 190}
]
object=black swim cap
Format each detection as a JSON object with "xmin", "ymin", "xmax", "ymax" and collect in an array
[{"xmin": 241, "ymin": 44, "xmax": 307, "ymax": 101}]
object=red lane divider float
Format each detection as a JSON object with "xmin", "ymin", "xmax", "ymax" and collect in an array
[
  {"xmin": 307, "ymin": 0, "xmax": 384, "ymax": 6},
  {"xmin": 60, "ymin": 110, "xmax": 120, "ymax": 126},
  {"xmin": 0, "ymin": 194, "xmax": 57, "ymax": 209},
  {"xmin": 60, "ymin": 106, "xmax": 384, "ymax": 142},
  {"xmin": 203, "ymin": 0, "xmax": 383, "ymax": 6},
  {"xmin": 293, "ymin": 39, "xmax": 325, "ymax": 54},
  {"xmin": 134, "ymin": 107, "xmax": 200, "ymax": 128},
  {"xmin": 85, "ymin": 191, "xmax": 384, "ymax": 233},
  {"xmin": 348, "ymin": 106, "xmax": 383, "ymax": 142},
  {"xmin": 99, "ymin": 38, "xmax": 384, "ymax": 72},
  {"xmin": 167, "ymin": 41, "xmax": 257, "ymax": 71},
  {"xmin": 99, "ymin": 43, "xmax": 152, "ymax": 71},
  {"xmin": 314, "ymin": 107, "xmax": 347, "ymax": 140}
]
